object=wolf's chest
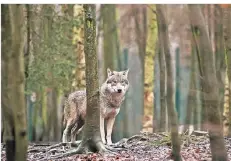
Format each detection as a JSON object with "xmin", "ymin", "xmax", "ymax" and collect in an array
[{"xmin": 104, "ymin": 107, "xmax": 120, "ymax": 119}]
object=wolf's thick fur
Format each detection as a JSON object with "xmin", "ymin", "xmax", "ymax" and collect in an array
[{"xmin": 62, "ymin": 68, "xmax": 129, "ymax": 145}]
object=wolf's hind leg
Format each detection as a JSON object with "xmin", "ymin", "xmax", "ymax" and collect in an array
[
  {"xmin": 71, "ymin": 124, "xmax": 78, "ymax": 143},
  {"xmin": 62, "ymin": 120, "xmax": 73, "ymax": 143},
  {"xmin": 71, "ymin": 117, "xmax": 85, "ymax": 143}
]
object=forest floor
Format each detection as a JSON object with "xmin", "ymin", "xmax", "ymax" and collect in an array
[{"xmin": 1, "ymin": 131, "xmax": 231, "ymax": 161}]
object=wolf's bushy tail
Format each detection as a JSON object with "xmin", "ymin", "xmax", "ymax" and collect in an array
[{"xmin": 61, "ymin": 94, "xmax": 69, "ymax": 129}]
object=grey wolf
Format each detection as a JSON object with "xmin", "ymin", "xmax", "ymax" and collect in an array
[{"xmin": 62, "ymin": 68, "xmax": 129, "ymax": 145}]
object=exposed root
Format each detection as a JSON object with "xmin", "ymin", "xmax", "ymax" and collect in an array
[
  {"xmin": 48, "ymin": 148, "xmax": 65, "ymax": 154},
  {"xmin": 46, "ymin": 142, "xmax": 67, "ymax": 151},
  {"xmin": 46, "ymin": 140, "xmax": 125, "ymax": 160},
  {"xmin": 27, "ymin": 141, "xmax": 82, "ymax": 154}
]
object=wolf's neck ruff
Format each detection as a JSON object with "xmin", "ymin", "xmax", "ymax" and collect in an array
[{"xmin": 100, "ymin": 89, "xmax": 124, "ymax": 108}]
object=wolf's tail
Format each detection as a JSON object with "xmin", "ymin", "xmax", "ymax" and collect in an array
[{"xmin": 62, "ymin": 94, "xmax": 69, "ymax": 129}]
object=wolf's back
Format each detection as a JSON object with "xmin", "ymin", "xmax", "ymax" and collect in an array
[{"xmin": 63, "ymin": 90, "xmax": 87, "ymax": 127}]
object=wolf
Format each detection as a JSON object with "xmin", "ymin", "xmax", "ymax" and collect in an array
[{"xmin": 62, "ymin": 68, "xmax": 129, "ymax": 145}]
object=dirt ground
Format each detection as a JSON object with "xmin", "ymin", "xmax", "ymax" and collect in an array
[{"xmin": 1, "ymin": 132, "xmax": 231, "ymax": 161}]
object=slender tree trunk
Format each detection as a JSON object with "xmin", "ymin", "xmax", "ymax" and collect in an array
[
  {"xmin": 25, "ymin": 4, "xmax": 31, "ymax": 81},
  {"xmin": 156, "ymin": 5, "xmax": 181, "ymax": 161},
  {"xmin": 2, "ymin": 5, "xmax": 16, "ymax": 160},
  {"xmin": 133, "ymin": 5, "xmax": 147, "ymax": 133},
  {"xmin": 156, "ymin": 6, "xmax": 167, "ymax": 132},
  {"xmin": 186, "ymin": 44, "xmax": 197, "ymax": 132},
  {"xmin": 223, "ymin": 73, "xmax": 230, "ymax": 136},
  {"xmin": 213, "ymin": 5, "xmax": 227, "ymax": 136},
  {"xmin": 2, "ymin": 4, "xmax": 28, "ymax": 161},
  {"xmin": 74, "ymin": 5, "xmax": 86, "ymax": 90},
  {"xmin": 102, "ymin": 4, "xmax": 118, "ymax": 78},
  {"xmin": 214, "ymin": 4, "xmax": 226, "ymax": 111},
  {"xmin": 188, "ymin": 4, "xmax": 228, "ymax": 161},
  {"xmin": 153, "ymin": 40, "xmax": 161, "ymax": 132},
  {"xmin": 223, "ymin": 7, "xmax": 231, "ymax": 137}
]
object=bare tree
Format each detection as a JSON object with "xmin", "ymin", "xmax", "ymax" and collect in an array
[
  {"xmin": 2, "ymin": 4, "xmax": 28, "ymax": 161},
  {"xmin": 222, "ymin": 5, "xmax": 231, "ymax": 137},
  {"xmin": 102, "ymin": 4, "xmax": 119, "ymax": 79},
  {"xmin": 188, "ymin": 4, "xmax": 228, "ymax": 161},
  {"xmin": 156, "ymin": 10, "xmax": 167, "ymax": 132},
  {"xmin": 156, "ymin": 4, "xmax": 181, "ymax": 161}
]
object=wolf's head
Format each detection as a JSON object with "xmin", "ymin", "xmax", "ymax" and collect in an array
[{"xmin": 102, "ymin": 68, "xmax": 129, "ymax": 96}]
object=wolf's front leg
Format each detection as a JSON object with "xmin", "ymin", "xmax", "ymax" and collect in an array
[
  {"xmin": 100, "ymin": 114, "xmax": 106, "ymax": 144},
  {"xmin": 106, "ymin": 117, "xmax": 115, "ymax": 145}
]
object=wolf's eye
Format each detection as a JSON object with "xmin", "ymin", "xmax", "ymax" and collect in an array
[
  {"xmin": 107, "ymin": 80, "xmax": 111, "ymax": 84},
  {"xmin": 113, "ymin": 80, "xmax": 117, "ymax": 84}
]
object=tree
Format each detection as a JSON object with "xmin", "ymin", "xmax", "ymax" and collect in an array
[
  {"xmin": 74, "ymin": 4, "xmax": 104, "ymax": 153},
  {"xmin": 50, "ymin": 5, "xmax": 118, "ymax": 159},
  {"xmin": 156, "ymin": 4, "xmax": 181, "ymax": 161},
  {"xmin": 222, "ymin": 5, "xmax": 231, "ymax": 137},
  {"xmin": 25, "ymin": 4, "xmax": 78, "ymax": 141},
  {"xmin": 156, "ymin": 6, "xmax": 167, "ymax": 132},
  {"xmin": 188, "ymin": 4, "xmax": 228, "ymax": 161},
  {"xmin": 2, "ymin": 4, "xmax": 28, "ymax": 161},
  {"xmin": 102, "ymin": 4, "xmax": 119, "ymax": 79}
]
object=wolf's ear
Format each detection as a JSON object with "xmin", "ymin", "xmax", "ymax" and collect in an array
[
  {"xmin": 107, "ymin": 68, "xmax": 114, "ymax": 77},
  {"xmin": 123, "ymin": 69, "xmax": 129, "ymax": 78}
]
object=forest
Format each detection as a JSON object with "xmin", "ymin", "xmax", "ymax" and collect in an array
[{"xmin": 1, "ymin": 4, "xmax": 231, "ymax": 161}]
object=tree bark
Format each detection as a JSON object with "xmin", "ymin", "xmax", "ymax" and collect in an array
[
  {"xmin": 156, "ymin": 6, "xmax": 167, "ymax": 132},
  {"xmin": 223, "ymin": 6, "xmax": 231, "ymax": 137},
  {"xmin": 157, "ymin": 28, "xmax": 167, "ymax": 132},
  {"xmin": 102, "ymin": 4, "xmax": 118, "ymax": 78},
  {"xmin": 188, "ymin": 4, "xmax": 228, "ymax": 161},
  {"xmin": 1, "ymin": 4, "xmax": 16, "ymax": 160},
  {"xmin": 73, "ymin": 5, "xmax": 86, "ymax": 90},
  {"xmin": 156, "ymin": 4, "xmax": 181, "ymax": 161},
  {"xmin": 153, "ymin": 40, "xmax": 161, "ymax": 132},
  {"xmin": 214, "ymin": 5, "xmax": 226, "ymax": 113},
  {"xmin": 75, "ymin": 4, "xmax": 105, "ymax": 153},
  {"xmin": 2, "ymin": 4, "xmax": 28, "ymax": 161},
  {"xmin": 186, "ymin": 43, "xmax": 197, "ymax": 131}
]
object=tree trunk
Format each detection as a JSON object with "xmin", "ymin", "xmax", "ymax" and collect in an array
[
  {"xmin": 156, "ymin": 4, "xmax": 181, "ymax": 161},
  {"xmin": 133, "ymin": 5, "xmax": 147, "ymax": 133},
  {"xmin": 102, "ymin": 4, "xmax": 118, "ymax": 78},
  {"xmin": 213, "ymin": 5, "xmax": 228, "ymax": 137},
  {"xmin": 153, "ymin": 41, "xmax": 161, "ymax": 132},
  {"xmin": 188, "ymin": 4, "xmax": 228, "ymax": 161},
  {"xmin": 214, "ymin": 5, "xmax": 226, "ymax": 113},
  {"xmin": 73, "ymin": 5, "xmax": 86, "ymax": 90},
  {"xmin": 1, "ymin": 4, "xmax": 16, "ymax": 160},
  {"xmin": 46, "ymin": 88, "xmax": 58, "ymax": 141},
  {"xmin": 223, "ymin": 5, "xmax": 231, "ymax": 137},
  {"xmin": 24, "ymin": 4, "xmax": 31, "ymax": 82},
  {"xmin": 156, "ymin": 18, "xmax": 167, "ymax": 132},
  {"xmin": 74, "ymin": 4, "xmax": 105, "ymax": 153},
  {"xmin": 186, "ymin": 44, "xmax": 197, "ymax": 132},
  {"xmin": 2, "ymin": 4, "xmax": 28, "ymax": 161}
]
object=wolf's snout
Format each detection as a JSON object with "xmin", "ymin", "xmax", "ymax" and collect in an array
[{"xmin": 117, "ymin": 89, "xmax": 122, "ymax": 93}]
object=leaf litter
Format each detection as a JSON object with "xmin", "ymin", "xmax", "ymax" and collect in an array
[{"xmin": 1, "ymin": 132, "xmax": 231, "ymax": 161}]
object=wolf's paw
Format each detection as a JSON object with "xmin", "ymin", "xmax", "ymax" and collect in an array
[
  {"xmin": 102, "ymin": 138, "xmax": 106, "ymax": 144},
  {"xmin": 62, "ymin": 139, "xmax": 68, "ymax": 143},
  {"xmin": 106, "ymin": 140, "xmax": 113, "ymax": 145}
]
